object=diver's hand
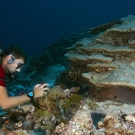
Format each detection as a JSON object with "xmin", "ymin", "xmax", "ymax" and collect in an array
[{"xmin": 33, "ymin": 83, "xmax": 49, "ymax": 98}]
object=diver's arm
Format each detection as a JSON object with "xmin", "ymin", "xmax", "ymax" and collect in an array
[
  {"xmin": 0, "ymin": 83, "xmax": 48, "ymax": 109},
  {"xmin": 0, "ymin": 86, "xmax": 30, "ymax": 109}
]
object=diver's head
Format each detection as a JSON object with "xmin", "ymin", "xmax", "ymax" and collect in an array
[{"xmin": 0, "ymin": 45, "xmax": 27, "ymax": 74}]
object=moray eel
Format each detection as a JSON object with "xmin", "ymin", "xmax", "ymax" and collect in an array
[{"xmin": 94, "ymin": 86, "xmax": 135, "ymax": 104}]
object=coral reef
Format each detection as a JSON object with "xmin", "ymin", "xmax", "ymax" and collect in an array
[
  {"xmin": 55, "ymin": 99, "xmax": 135, "ymax": 135},
  {"xmin": 61, "ymin": 94, "xmax": 83, "ymax": 112},
  {"xmin": 37, "ymin": 86, "xmax": 80, "ymax": 111},
  {"xmin": 2, "ymin": 15, "xmax": 135, "ymax": 135},
  {"xmin": 65, "ymin": 15, "xmax": 135, "ymax": 95},
  {"xmin": 55, "ymin": 110, "xmax": 95, "ymax": 135},
  {"xmin": 97, "ymin": 114, "xmax": 135, "ymax": 134},
  {"xmin": 1, "ymin": 92, "xmax": 135, "ymax": 134},
  {"xmin": 0, "ymin": 86, "xmax": 82, "ymax": 135},
  {"xmin": 38, "ymin": 86, "xmax": 67, "ymax": 111}
]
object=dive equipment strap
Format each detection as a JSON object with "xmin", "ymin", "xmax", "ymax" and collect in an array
[{"xmin": 27, "ymin": 91, "xmax": 40, "ymax": 109}]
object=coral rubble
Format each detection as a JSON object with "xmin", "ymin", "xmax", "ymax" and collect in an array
[{"xmin": 55, "ymin": 110, "xmax": 95, "ymax": 135}]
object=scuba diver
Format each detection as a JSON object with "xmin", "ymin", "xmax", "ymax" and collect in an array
[{"xmin": 0, "ymin": 45, "xmax": 49, "ymax": 109}]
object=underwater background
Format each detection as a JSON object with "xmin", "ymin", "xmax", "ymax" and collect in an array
[
  {"xmin": 1, "ymin": 1, "xmax": 135, "ymax": 134},
  {"xmin": 0, "ymin": 0, "xmax": 135, "ymax": 55}
]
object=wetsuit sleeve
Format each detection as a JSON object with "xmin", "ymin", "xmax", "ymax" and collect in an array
[{"xmin": 0, "ymin": 66, "xmax": 6, "ymax": 87}]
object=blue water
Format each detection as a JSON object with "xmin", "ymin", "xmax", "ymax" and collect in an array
[{"xmin": 0, "ymin": 0, "xmax": 135, "ymax": 56}]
